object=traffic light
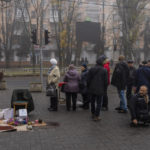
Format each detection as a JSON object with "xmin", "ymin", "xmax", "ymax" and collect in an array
[
  {"xmin": 31, "ymin": 29, "xmax": 37, "ymax": 44},
  {"xmin": 45, "ymin": 30, "xmax": 50, "ymax": 45}
]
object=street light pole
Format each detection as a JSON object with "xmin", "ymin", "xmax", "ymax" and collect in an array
[
  {"xmin": 102, "ymin": 0, "xmax": 105, "ymax": 54},
  {"xmin": 40, "ymin": 1, "xmax": 44, "ymax": 87}
]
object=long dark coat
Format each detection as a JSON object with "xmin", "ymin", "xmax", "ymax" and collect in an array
[{"xmin": 87, "ymin": 65, "xmax": 108, "ymax": 96}]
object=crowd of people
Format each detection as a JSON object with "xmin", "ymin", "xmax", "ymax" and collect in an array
[{"xmin": 47, "ymin": 56, "xmax": 150, "ymax": 125}]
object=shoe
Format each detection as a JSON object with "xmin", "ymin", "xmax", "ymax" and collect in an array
[
  {"xmin": 48, "ymin": 108, "xmax": 57, "ymax": 111},
  {"xmin": 73, "ymin": 108, "xmax": 76, "ymax": 111},
  {"xmin": 79, "ymin": 105, "xmax": 84, "ymax": 108},
  {"xmin": 83, "ymin": 106, "xmax": 89, "ymax": 110},
  {"xmin": 93, "ymin": 116, "xmax": 101, "ymax": 121},
  {"xmin": 118, "ymin": 110, "xmax": 128, "ymax": 113},
  {"xmin": 101, "ymin": 107, "xmax": 108, "ymax": 111},
  {"xmin": 115, "ymin": 107, "xmax": 122, "ymax": 110}
]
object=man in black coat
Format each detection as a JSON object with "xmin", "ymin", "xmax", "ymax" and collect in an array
[
  {"xmin": 79, "ymin": 63, "xmax": 89, "ymax": 109},
  {"xmin": 87, "ymin": 56, "xmax": 108, "ymax": 121},
  {"xmin": 129, "ymin": 86, "xmax": 150, "ymax": 126},
  {"xmin": 111, "ymin": 55, "xmax": 129, "ymax": 113},
  {"xmin": 126, "ymin": 60, "xmax": 136, "ymax": 107}
]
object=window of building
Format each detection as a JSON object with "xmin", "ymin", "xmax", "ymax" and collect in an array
[{"xmin": 31, "ymin": 11, "xmax": 36, "ymax": 19}]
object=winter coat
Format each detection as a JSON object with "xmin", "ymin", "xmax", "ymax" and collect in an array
[
  {"xmin": 79, "ymin": 69, "xmax": 88, "ymax": 94},
  {"xmin": 129, "ymin": 94, "xmax": 150, "ymax": 121},
  {"xmin": 103, "ymin": 62, "xmax": 110, "ymax": 85},
  {"xmin": 63, "ymin": 69, "xmax": 80, "ymax": 93},
  {"xmin": 134, "ymin": 66, "xmax": 150, "ymax": 96},
  {"xmin": 87, "ymin": 65, "xmax": 108, "ymax": 96},
  {"xmin": 111, "ymin": 61, "xmax": 129, "ymax": 90},
  {"xmin": 127, "ymin": 66, "xmax": 136, "ymax": 86},
  {"xmin": 47, "ymin": 66, "xmax": 60, "ymax": 88}
]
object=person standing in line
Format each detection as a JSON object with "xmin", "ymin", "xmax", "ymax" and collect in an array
[
  {"xmin": 47, "ymin": 58, "xmax": 60, "ymax": 111},
  {"xmin": 64, "ymin": 65, "xmax": 80, "ymax": 111},
  {"xmin": 87, "ymin": 56, "xmax": 108, "ymax": 121},
  {"xmin": 102, "ymin": 57, "xmax": 110, "ymax": 111},
  {"xmin": 126, "ymin": 60, "xmax": 136, "ymax": 107},
  {"xmin": 79, "ymin": 63, "xmax": 89, "ymax": 109},
  {"xmin": 111, "ymin": 55, "xmax": 129, "ymax": 113}
]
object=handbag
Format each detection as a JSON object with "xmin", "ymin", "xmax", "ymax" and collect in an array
[{"xmin": 46, "ymin": 83, "xmax": 57, "ymax": 97}]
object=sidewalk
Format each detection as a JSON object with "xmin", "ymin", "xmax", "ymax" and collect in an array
[{"xmin": 0, "ymin": 77, "xmax": 149, "ymax": 150}]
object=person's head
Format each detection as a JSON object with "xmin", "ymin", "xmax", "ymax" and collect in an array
[
  {"xmin": 50, "ymin": 58, "xmax": 57, "ymax": 66},
  {"xmin": 142, "ymin": 60, "xmax": 147, "ymax": 66},
  {"xmin": 118, "ymin": 55, "xmax": 125, "ymax": 62},
  {"xmin": 127, "ymin": 60, "xmax": 134, "ymax": 67},
  {"xmin": 147, "ymin": 59, "xmax": 150, "ymax": 67},
  {"xmin": 96, "ymin": 55, "xmax": 107, "ymax": 66},
  {"xmin": 68, "ymin": 64, "xmax": 75, "ymax": 70},
  {"xmin": 139, "ymin": 86, "xmax": 148, "ymax": 96},
  {"xmin": 81, "ymin": 63, "xmax": 87, "ymax": 71}
]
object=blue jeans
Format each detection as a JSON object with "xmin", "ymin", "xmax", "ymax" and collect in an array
[
  {"xmin": 91, "ymin": 95, "xmax": 103, "ymax": 117},
  {"xmin": 118, "ymin": 90, "xmax": 127, "ymax": 110}
]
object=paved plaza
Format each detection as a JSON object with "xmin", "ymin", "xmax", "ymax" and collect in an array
[{"xmin": 0, "ymin": 77, "xmax": 150, "ymax": 150}]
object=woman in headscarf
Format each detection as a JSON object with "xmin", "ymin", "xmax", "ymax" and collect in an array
[
  {"xmin": 47, "ymin": 58, "xmax": 60, "ymax": 111},
  {"xmin": 63, "ymin": 64, "xmax": 80, "ymax": 111}
]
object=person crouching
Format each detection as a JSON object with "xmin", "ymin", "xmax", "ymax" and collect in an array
[{"xmin": 129, "ymin": 86, "xmax": 150, "ymax": 126}]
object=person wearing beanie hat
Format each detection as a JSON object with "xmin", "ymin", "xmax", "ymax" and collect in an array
[
  {"xmin": 87, "ymin": 57, "xmax": 108, "ymax": 121},
  {"xmin": 47, "ymin": 58, "xmax": 60, "ymax": 111},
  {"xmin": 50, "ymin": 58, "xmax": 57, "ymax": 65},
  {"xmin": 79, "ymin": 63, "xmax": 89, "ymax": 109}
]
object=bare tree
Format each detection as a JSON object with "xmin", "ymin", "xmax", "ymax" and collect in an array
[
  {"xmin": 50, "ymin": 0, "xmax": 80, "ymax": 67},
  {"xmin": 0, "ymin": 0, "xmax": 16, "ymax": 67},
  {"xmin": 116, "ymin": 0, "xmax": 149, "ymax": 59}
]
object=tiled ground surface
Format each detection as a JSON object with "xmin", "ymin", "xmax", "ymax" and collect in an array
[{"xmin": 0, "ymin": 77, "xmax": 150, "ymax": 150}]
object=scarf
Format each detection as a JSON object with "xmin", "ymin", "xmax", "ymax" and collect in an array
[{"xmin": 47, "ymin": 65, "xmax": 56, "ymax": 75}]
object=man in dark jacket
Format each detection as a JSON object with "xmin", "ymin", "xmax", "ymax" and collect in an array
[
  {"xmin": 126, "ymin": 60, "xmax": 136, "ymax": 107},
  {"xmin": 87, "ymin": 56, "xmax": 108, "ymax": 121},
  {"xmin": 111, "ymin": 55, "xmax": 129, "ymax": 113},
  {"xmin": 129, "ymin": 86, "xmax": 150, "ymax": 126},
  {"xmin": 134, "ymin": 62, "xmax": 150, "ymax": 98},
  {"xmin": 79, "ymin": 63, "xmax": 89, "ymax": 109}
]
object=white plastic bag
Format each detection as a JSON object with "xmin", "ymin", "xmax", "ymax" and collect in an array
[{"xmin": 3, "ymin": 108, "xmax": 14, "ymax": 120}]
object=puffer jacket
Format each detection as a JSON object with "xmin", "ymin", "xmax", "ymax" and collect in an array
[{"xmin": 64, "ymin": 69, "xmax": 80, "ymax": 93}]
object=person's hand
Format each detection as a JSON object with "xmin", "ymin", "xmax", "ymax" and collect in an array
[
  {"xmin": 133, "ymin": 119, "xmax": 138, "ymax": 125},
  {"xmin": 132, "ymin": 87, "xmax": 137, "ymax": 94}
]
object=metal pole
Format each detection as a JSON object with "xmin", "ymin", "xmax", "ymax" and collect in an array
[
  {"xmin": 102, "ymin": 0, "xmax": 105, "ymax": 53},
  {"xmin": 40, "ymin": 1, "xmax": 44, "ymax": 87}
]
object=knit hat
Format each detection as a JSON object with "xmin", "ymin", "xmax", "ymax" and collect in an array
[
  {"xmin": 81, "ymin": 63, "xmax": 87, "ymax": 69},
  {"xmin": 96, "ymin": 55, "xmax": 107, "ymax": 65},
  {"xmin": 50, "ymin": 58, "xmax": 57, "ymax": 65},
  {"xmin": 127, "ymin": 60, "xmax": 134, "ymax": 64}
]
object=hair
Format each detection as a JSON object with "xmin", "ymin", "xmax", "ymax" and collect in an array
[
  {"xmin": 118, "ymin": 55, "xmax": 125, "ymax": 61},
  {"xmin": 68, "ymin": 64, "xmax": 75, "ymax": 70}
]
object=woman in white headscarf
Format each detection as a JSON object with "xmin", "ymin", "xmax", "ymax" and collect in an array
[{"xmin": 47, "ymin": 58, "xmax": 60, "ymax": 111}]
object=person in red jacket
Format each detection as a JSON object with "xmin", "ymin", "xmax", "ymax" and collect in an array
[{"xmin": 102, "ymin": 58, "xmax": 110, "ymax": 110}]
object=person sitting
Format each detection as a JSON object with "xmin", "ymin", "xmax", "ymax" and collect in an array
[{"xmin": 129, "ymin": 86, "xmax": 150, "ymax": 126}]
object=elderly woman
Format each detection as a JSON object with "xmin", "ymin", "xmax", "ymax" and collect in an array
[
  {"xmin": 64, "ymin": 65, "xmax": 80, "ymax": 111},
  {"xmin": 47, "ymin": 58, "xmax": 60, "ymax": 111}
]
